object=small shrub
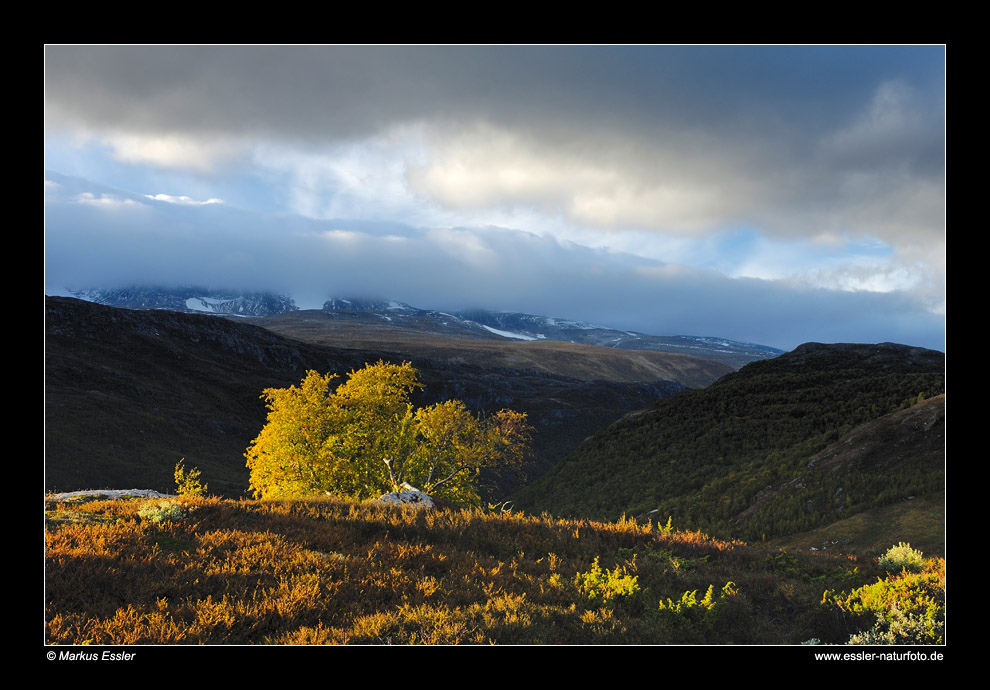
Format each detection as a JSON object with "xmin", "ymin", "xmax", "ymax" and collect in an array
[
  {"xmin": 653, "ymin": 582, "xmax": 739, "ymax": 642},
  {"xmin": 878, "ymin": 542, "xmax": 924, "ymax": 574},
  {"xmin": 138, "ymin": 500, "xmax": 187, "ymax": 524},
  {"xmin": 823, "ymin": 556, "xmax": 944, "ymax": 645},
  {"xmin": 174, "ymin": 459, "xmax": 208, "ymax": 497},
  {"xmin": 574, "ymin": 557, "xmax": 639, "ymax": 605},
  {"xmin": 657, "ymin": 516, "xmax": 673, "ymax": 535},
  {"xmin": 763, "ymin": 551, "xmax": 800, "ymax": 576},
  {"xmin": 657, "ymin": 581, "xmax": 737, "ymax": 616},
  {"xmin": 846, "ymin": 602, "xmax": 944, "ymax": 645}
]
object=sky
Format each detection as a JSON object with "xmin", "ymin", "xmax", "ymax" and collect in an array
[{"xmin": 43, "ymin": 45, "xmax": 946, "ymax": 352}]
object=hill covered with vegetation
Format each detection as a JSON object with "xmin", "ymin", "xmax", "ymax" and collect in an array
[
  {"xmin": 45, "ymin": 298, "xmax": 946, "ymax": 647},
  {"xmin": 44, "ymin": 492, "xmax": 943, "ymax": 646},
  {"xmin": 44, "ymin": 296, "xmax": 698, "ymax": 499},
  {"xmin": 513, "ymin": 342, "xmax": 945, "ymax": 548}
]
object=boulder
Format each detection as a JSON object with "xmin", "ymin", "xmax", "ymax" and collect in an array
[{"xmin": 377, "ymin": 489, "xmax": 435, "ymax": 509}]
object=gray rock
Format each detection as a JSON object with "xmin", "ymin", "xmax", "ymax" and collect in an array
[{"xmin": 377, "ymin": 489, "xmax": 435, "ymax": 509}]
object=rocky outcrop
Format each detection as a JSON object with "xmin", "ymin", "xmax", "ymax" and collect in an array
[{"xmin": 377, "ymin": 489, "xmax": 436, "ymax": 509}]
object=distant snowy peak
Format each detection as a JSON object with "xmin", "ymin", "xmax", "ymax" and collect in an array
[
  {"xmin": 320, "ymin": 297, "xmax": 785, "ymax": 367},
  {"xmin": 182, "ymin": 294, "xmax": 294, "ymax": 317},
  {"xmin": 70, "ymin": 287, "xmax": 298, "ymax": 317},
  {"xmin": 323, "ymin": 298, "xmax": 417, "ymax": 314},
  {"xmin": 65, "ymin": 289, "xmax": 784, "ymax": 367},
  {"xmin": 671, "ymin": 335, "xmax": 783, "ymax": 357},
  {"xmin": 455, "ymin": 308, "xmax": 604, "ymax": 335}
]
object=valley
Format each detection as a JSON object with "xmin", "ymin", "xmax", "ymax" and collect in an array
[
  {"xmin": 43, "ymin": 44, "xmax": 947, "ymax": 650},
  {"xmin": 44, "ymin": 293, "xmax": 947, "ymax": 648},
  {"xmin": 45, "ymin": 293, "xmax": 945, "ymax": 558},
  {"xmin": 45, "ymin": 296, "xmax": 715, "ymax": 498}
]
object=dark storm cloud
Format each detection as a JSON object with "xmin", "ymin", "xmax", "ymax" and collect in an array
[
  {"xmin": 44, "ymin": 45, "xmax": 943, "ymax": 145},
  {"xmin": 43, "ymin": 46, "xmax": 945, "ymax": 352},
  {"xmin": 53, "ymin": 44, "xmax": 943, "ymax": 244},
  {"xmin": 45, "ymin": 46, "xmax": 945, "ymax": 237}
]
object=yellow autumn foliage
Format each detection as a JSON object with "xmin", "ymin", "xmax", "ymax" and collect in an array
[{"xmin": 245, "ymin": 361, "xmax": 531, "ymax": 506}]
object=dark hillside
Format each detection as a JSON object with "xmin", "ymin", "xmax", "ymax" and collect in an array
[
  {"xmin": 514, "ymin": 342, "xmax": 945, "ymax": 546},
  {"xmin": 746, "ymin": 395, "xmax": 945, "ymax": 554},
  {"xmin": 45, "ymin": 297, "xmax": 687, "ymax": 497},
  {"xmin": 45, "ymin": 297, "xmax": 367, "ymax": 495}
]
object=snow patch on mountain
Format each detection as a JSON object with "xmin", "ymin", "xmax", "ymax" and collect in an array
[
  {"xmin": 480, "ymin": 325, "xmax": 541, "ymax": 341},
  {"xmin": 69, "ymin": 287, "xmax": 298, "ymax": 317}
]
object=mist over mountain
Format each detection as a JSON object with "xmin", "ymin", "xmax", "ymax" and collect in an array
[{"xmin": 44, "ymin": 164, "xmax": 945, "ymax": 354}]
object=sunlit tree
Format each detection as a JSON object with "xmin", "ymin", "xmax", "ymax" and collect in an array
[{"xmin": 245, "ymin": 361, "xmax": 531, "ymax": 506}]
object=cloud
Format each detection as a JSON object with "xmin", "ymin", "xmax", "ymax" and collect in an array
[
  {"xmin": 44, "ymin": 46, "xmax": 944, "ymax": 241},
  {"xmin": 103, "ymin": 132, "xmax": 243, "ymax": 173},
  {"xmin": 43, "ymin": 173, "xmax": 944, "ymax": 351},
  {"xmin": 72, "ymin": 192, "xmax": 143, "ymax": 209},
  {"xmin": 820, "ymin": 80, "xmax": 940, "ymax": 174},
  {"xmin": 405, "ymin": 123, "xmax": 756, "ymax": 234},
  {"xmin": 43, "ymin": 46, "xmax": 945, "ymax": 351},
  {"xmin": 146, "ymin": 193, "xmax": 224, "ymax": 206}
]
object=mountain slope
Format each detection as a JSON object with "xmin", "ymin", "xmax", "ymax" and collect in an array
[
  {"xmin": 70, "ymin": 286, "xmax": 299, "ymax": 316},
  {"xmin": 320, "ymin": 298, "xmax": 783, "ymax": 368},
  {"xmin": 45, "ymin": 297, "xmax": 689, "ymax": 497},
  {"xmin": 743, "ymin": 394, "xmax": 945, "ymax": 554},
  {"xmin": 248, "ymin": 308, "xmax": 732, "ymax": 389},
  {"xmin": 450, "ymin": 306, "xmax": 783, "ymax": 367},
  {"xmin": 65, "ymin": 287, "xmax": 784, "ymax": 368},
  {"xmin": 513, "ymin": 342, "xmax": 945, "ymax": 546}
]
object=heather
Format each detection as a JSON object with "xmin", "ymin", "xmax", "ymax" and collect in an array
[{"xmin": 45, "ymin": 493, "xmax": 910, "ymax": 645}]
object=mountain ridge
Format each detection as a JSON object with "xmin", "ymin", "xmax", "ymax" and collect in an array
[{"xmin": 62, "ymin": 287, "xmax": 785, "ymax": 368}]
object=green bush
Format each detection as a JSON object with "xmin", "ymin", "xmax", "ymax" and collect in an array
[
  {"xmin": 653, "ymin": 582, "xmax": 740, "ymax": 642},
  {"xmin": 574, "ymin": 557, "xmax": 639, "ymax": 605},
  {"xmin": 138, "ymin": 500, "xmax": 187, "ymax": 524},
  {"xmin": 878, "ymin": 542, "xmax": 925, "ymax": 574},
  {"xmin": 823, "ymin": 555, "xmax": 944, "ymax": 645},
  {"xmin": 657, "ymin": 581, "xmax": 737, "ymax": 616}
]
